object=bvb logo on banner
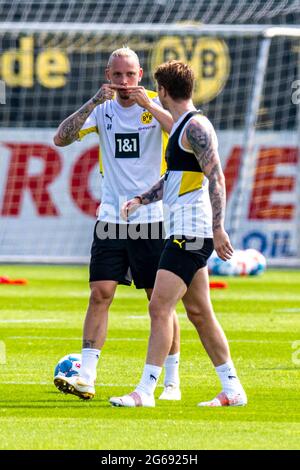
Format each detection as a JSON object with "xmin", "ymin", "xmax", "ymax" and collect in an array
[{"xmin": 150, "ymin": 36, "xmax": 230, "ymax": 104}]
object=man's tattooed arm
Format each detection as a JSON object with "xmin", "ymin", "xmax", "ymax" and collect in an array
[
  {"xmin": 120, "ymin": 177, "xmax": 165, "ymax": 220},
  {"xmin": 53, "ymin": 85, "xmax": 115, "ymax": 147},
  {"xmin": 139, "ymin": 176, "xmax": 165, "ymax": 205},
  {"xmin": 53, "ymin": 101, "xmax": 96, "ymax": 147},
  {"xmin": 186, "ymin": 119, "xmax": 226, "ymax": 232}
]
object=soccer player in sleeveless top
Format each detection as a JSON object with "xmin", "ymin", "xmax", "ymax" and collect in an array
[
  {"xmin": 110, "ymin": 61, "xmax": 247, "ymax": 407},
  {"xmin": 53, "ymin": 48, "xmax": 181, "ymax": 401}
]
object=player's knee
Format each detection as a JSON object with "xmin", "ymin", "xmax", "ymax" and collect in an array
[
  {"xmin": 89, "ymin": 285, "xmax": 113, "ymax": 306},
  {"xmin": 149, "ymin": 298, "xmax": 172, "ymax": 322},
  {"xmin": 186, "ymin": 308, "xmax": 203, "ymax": 327}
]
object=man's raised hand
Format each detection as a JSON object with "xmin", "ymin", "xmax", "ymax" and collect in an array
[
  {"xmin": 124, "ymin": 86, "xmax": 152, "ymax": 108},
  {"xmin": 121, "ymin": 197, "xmax": 142, "ymax": 221},
  {"xmin": 92, "ymin": 84, "xmax": 129, "ymax": 105}
]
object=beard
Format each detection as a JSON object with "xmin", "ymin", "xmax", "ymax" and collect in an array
[{"xmin": 118, "ymin": 91, "xmax": 130, "ymax": 100}]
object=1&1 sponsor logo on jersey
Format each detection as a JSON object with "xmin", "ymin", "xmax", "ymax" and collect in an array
[{"xmin": 115, "ymin": 133, "xmax": 140, "ymax": 158}]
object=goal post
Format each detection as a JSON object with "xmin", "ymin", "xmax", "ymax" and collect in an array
[
  {"xmin": 229, "ymin": 36, "xmax": 272, "ymax": 251},
  {"xmin": 0, "ymin": 22, "xmax": 299, "ymax": 266},
  {"xmin": 228, "ymin": 27, "xmax": 300, "ymax": 267}
]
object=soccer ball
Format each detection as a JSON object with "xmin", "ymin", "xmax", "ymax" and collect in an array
[
  {"xmin": 208, "ymin": 249, "xmax": 266, "ymax": 276},
  {"xmin": 208, "ymin": 251, "xmax": 237, "ymax": 275},
  {"xmin": 54, "ymin": 353, "xmax": 81, "ymax": 378},
  {"xmin": 233, "ymin": 249, "xmax": 255, "ymax": 276},
  {"xmin": 245, "ymin": 248, "xmax": 267, "ymax": 275}
]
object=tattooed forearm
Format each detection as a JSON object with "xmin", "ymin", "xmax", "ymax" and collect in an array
[
  {"xmin": 139, "ymin": 177, "xmax": 165, "ymax": 205},
  {"xmin": 54, "ymin": 86, "xmax": 110, "ymax": 147},
  {"xmin": 54, "ymin": 100, "xmax": 96, "ymax": 146},
  {"xmin": 208, "ymin": 163, "xmax": 226, "ymax": 231},
  {"xmin": 186, "ymin": 119, "xmax": 226, "ymax": 232}
]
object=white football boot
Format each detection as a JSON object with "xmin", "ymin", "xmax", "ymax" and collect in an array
[
  {"xmin": 54, "ymin": 375, "xmax": 95, "ymax": 400},
  {"xmin": 109, "ymin": 391, "xmax": 155, "ymax": 407},
  {"xmin": 198, "ymin": 389, "xmax": 247, "ymax": 407},
  {"xmin": 159, "ymin": 384, "xmax": 181, "ymax": 401}
]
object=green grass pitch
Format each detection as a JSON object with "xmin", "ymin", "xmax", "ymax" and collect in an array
[{"xmin": 0, "ymin": 265, "xmax": 300, "ymax": 450}]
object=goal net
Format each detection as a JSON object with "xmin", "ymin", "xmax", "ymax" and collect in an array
[{"xmin": 0, "ymin": 1, "xmax": 299, "ymax": 266}]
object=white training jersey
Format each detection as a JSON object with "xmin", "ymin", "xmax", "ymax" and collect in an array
[
  {"xmin": 163, "ymin": 111, "xmax": 214, "ymax": 238},
  {"xmin": 79, "ymin": 90, "xmax": 168, "ymax": 224}
]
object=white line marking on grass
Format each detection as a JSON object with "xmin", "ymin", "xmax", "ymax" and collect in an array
[
  {"xmin": 212, "ymin": 294, "xmax": 300, "ymax": 301},
  {"xmin": 0, "ymin": 381, "xmax": 51, "ymax": 385},
  {"xmin": 126, "ymin": 315, "xmax": 148, "ymax": 319},
  {"xmin": 9, "ymin": 336, "xmax": 81, "ymax": 340},
  {"xmin": 228, "ymin": 339, "xmax": 289, "ymax": 344},
  {"xmin": 126, "ymin": 314, "xmax": 187, "ymax": 319},
  {"xmin": 0, "ymin": 381, "xmax": 139, "ymax": 387},
  {"xmin": 7, "ymin": 336, "xmax": 292, "ymax": 344},
  {"xmin": 8, "ymin": 336, "xmax": 146, "ymax": 341},
  {"xmin": 0, "ymin": 319, "xmax": 62, "ymax": 324},
  {"xmin": 273, "ymin": 308, "xmax": 300, "ymax": 313}
]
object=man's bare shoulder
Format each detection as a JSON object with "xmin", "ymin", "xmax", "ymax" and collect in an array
[
  {"xmin": 187, "ymin": 114, "xmax": 215, "ymax": 133},
  {"xmin": 186, "ymin": 114, "xmax": 218, "ymax": 147}
]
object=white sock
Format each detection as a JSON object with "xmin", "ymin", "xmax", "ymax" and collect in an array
[
  {"xmin": 136, "ymin": 364, "xmax": 162, "ymax": 396},
  {"xmin": 215, "ymin": 360, "xmax": 243, "ymax": 396},
  {"xmin": 80, "ymin": 348, "xmax": 101, "ymax": 385},
  {"xmin": 164, "ymin": 352, "xmax": 180, "ymax": 387}
]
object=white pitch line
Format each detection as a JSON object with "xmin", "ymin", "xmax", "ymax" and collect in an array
[
  {"xmin": 0, "ymin": 381, "xmax": 51, "ymax": 385},
  {"xmin": 0, "ymin": 381, "xmax": 145, "ymax": 387},
  {"xmin": 126, "ymin": 315, "xmax": 149, "ymax": 319},
  {"xmin": 0, "ymin": 319, "xmax": 62, "ymax": 324},
  {"xmin": 9, "ymin": 336, "xmax": 81, "ymax": 340},
  {"xmin": 7, "ymin": 336, "xmax": 156, "ymax": 343},
  {"xmin": 127, "ymin": 314, "xmax": 187, "ymax": 319},
  {"xmin": 7, "ymin": 336, "xmax": 292, "ymax": 344},
  {"xmin": 228, "ymin": 339, "xmax": 290, "ymax": 344},
  {"xmin": 273, "ymin": 308, "xmax": 300, "ymax": 313}
]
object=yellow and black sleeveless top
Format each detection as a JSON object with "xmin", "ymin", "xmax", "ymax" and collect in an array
[{"xmin": 163, "ymin": 110, "xmax": 214, "ymax": 238}]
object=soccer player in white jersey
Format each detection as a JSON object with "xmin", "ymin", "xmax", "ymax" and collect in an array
[
  {"xmin": 110, "ymin": 61, "xmax": 247, "ymax": 408},
  {"xmin": 53, "ymin": 48, "xmax": 181, "ymax": 400}
]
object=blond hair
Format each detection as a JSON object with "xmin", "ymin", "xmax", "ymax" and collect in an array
[{"xmin": 107, "ymin": 47, "xmax": 140, "ymax": 67}]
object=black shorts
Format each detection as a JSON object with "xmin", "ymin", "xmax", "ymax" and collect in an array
[
  {"xmin": 158, "ymin": 235, "xmax": 214, "ymax": 287},
  {"xmin": 89, "ymin": 221, "xmax": 165, "ymax": 289}
]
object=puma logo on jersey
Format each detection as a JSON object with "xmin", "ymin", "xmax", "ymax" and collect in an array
[
  {"xmin": 105, "ymin": 113, "xmax": 114, "ymax": 122},
  {"xmin": 173, "ymin": 239, "xmax": 186, "ymax": 249}
]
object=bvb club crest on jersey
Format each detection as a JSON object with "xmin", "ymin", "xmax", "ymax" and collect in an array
[{"xmin": 141, "ymin": 111, "xmax": 153, "ymax": 124}]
